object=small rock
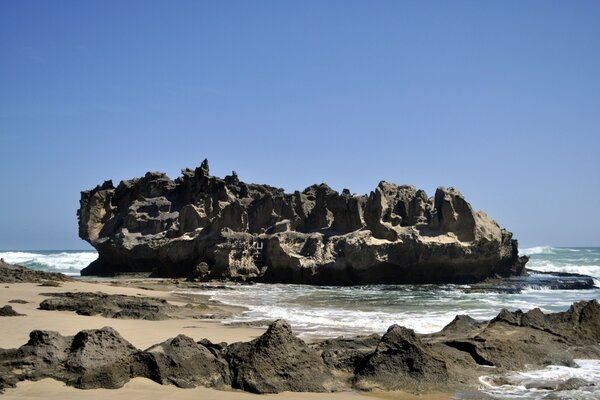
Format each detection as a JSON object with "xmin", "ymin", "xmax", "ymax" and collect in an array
[{"xmin": 0, "ymin": 305, "xmax": 24, "ymax": 317}]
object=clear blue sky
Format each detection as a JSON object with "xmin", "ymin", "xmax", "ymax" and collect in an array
[{"xmin": 1, "ymin": 1, "xmax": 599, "ymax": 250}]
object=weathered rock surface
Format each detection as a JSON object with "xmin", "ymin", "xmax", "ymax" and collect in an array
[
  {"xmin": 1, "ymin": 301, "xmax": 600, "ymax": 394},
  {"xmin": 429, "ymin": 300, "xmax": 600, "ymax": 373},
  {"xmin": 0, "ymin": 259, "xmax": 73, "ymax": 283},
  {"xmin": 226, "ymin": 319, "xmax": 340, "ymax": 393},
  {"xmin": 38, "ymin": 292, "xmax": 208, "ymax": 320},
  {"xmin": 143, "ymin": 335, "xmax": 230, "ymax": 388},
  {"xmin": 66, "ymin": 327, "xmax": 139, "ymax": 389},
  {"xmin": 0, "ymin": 305, "xmax": 24, "ymax": 316},
  {"xmin": 354, "ymin": 325, "xmax": 449, "ymax": 391},
  {"xmin": 78, "ymin": 160, "xmax": 528, "ymax": 284},
  {"xmin": 314, "ymin": 334, "xmax": 381, "ymax": 373}
]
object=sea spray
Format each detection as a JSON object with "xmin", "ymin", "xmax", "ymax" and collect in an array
[{"xmin": 0, "ymin": 250, "xmax": 97, "ymax": 276}]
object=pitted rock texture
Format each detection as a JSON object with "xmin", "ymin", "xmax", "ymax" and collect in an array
[
  {"xmin": 78, "ymin": 160, "xmax": 528, "ymax": 283},
  {"xmin": 353, "ymin": 325, "xmax": 449, "ymax": 391},
  {"xmin": 1, "ymin": 301, "xmax": 600, "ymax": 394},
  {"xmin": 225, "ymin": 320, "xmax": 340, "ymax": 393}
]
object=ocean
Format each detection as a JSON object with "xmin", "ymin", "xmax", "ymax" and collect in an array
[{"xmin": 2, "ymin": 246, "xmax": 599, "ymax": 399}]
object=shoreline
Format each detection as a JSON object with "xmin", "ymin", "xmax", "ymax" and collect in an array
[
  {"xmin": 2, "ymin": 268, "xmax": 600, "ymax": 399},
  {"xmin": 0, "ymin": 279, "xmax": 452, "ymax": 399},
  {"xmin": 0, "ymin": 280, "xmax": 264, "ymax": 349},
  {"xmin": 5, "ymin": 378, "xmax": 451, "ymax": 400}
]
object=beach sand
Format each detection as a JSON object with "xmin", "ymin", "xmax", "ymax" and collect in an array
[{"xmin": 0, "ymin": 280, "xmax": 451, "ymax": 400}]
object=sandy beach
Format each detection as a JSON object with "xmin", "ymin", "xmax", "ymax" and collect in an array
[{"xmin": 0, "ymin": 280, "xmax": 450, "ymax": 400}]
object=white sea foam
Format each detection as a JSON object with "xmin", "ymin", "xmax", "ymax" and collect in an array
[
  {"xmin": 0, "ymin": 251, "xmax": 97, "ymax": 275},
  {"xmin": 221, "ymin": 304, "xmax": 456, "ymax": 337},
  {"xmin": 479, "ymin": 359, "xmax": 600, "ymax": 399},
  {"xmin": 528, "ymin": 263, "xmax": 600, "ymax": 280},
  {"xmin": 520, "ymin": 246, "xmax": 556, "ymax": 256}
]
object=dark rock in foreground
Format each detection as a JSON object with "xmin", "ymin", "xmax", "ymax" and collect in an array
[
  {"xmin": 143, "ymin": 335, "xmax": 230, "ymax": 388},
  {"xmin": 354, "ymin": 325, "xmax": 449, "ymax": 391},
  {"xmin": 78, "ymin": 160, "xmax": 528, "ymax": 284},
  {"xmin": 39, "ymin": 292, "xmax": 172, "ymax": 320},
  {"xmin": 1, "ymin": 300, "xmax": 600, "ymax": 395},
  {"xmin": 226, "ymin": 320, "xmax": 340, "ymax": 393},
  {"xmin": 38, "ymin": 291, "xmax": 209, "ymax": 320},
  {"xmin": 0, "ymin": 305, "xmax": 24, "ymax": 317},
  {"xmin": 66, "ymin": 327, "xmax": 139, "ymax": 389},
  {"xmin": 0, "ymin": 259, "xmax": 72, "ymax": 283}
]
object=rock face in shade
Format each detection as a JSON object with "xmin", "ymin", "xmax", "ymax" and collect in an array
[{"xmin": 78, "ymin": 160, "xmax": 528, "ymax": 283}]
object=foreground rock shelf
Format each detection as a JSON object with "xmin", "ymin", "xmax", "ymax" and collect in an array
[
  {"xmin": 78, "ymin": 160, "xmax": 528, "ymax": 284},
  {"xmin": 2, "ymin": 300, "xmax": 599, "ymax": 394}
]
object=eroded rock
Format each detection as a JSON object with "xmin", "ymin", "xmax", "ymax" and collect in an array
[
  {"xmin": 143, "ymin": 335, "xmax": 230, "ymax": 388},
  {"xmin": 38, "ymin": 292, "xmax": 208, "ymax": 320},
  {"xmin": 78, "ymin": 161, "xmax": 527, "ymax": 284},
  {"xmin": 226, "ymin": 319, "xmax": 340, "ymax": 393},
  {"xmin": 0, "ymin": 305, "xmax": 24, "ymax": 317},
  {"xmin": 354, "ymin": 325, "xmax": 449, "ymax": 391},
  {"xmin": 1, "ymin": 303, "xmax": 600, "ymax": 395}
]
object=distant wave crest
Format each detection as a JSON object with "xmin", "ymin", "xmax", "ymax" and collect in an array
[
  {"xmin": 519, "ymin": 246, "xmax": 556, "ymax": 256},
  {"xmin": 0, "ymin": 251, "xmax": 97, "ymax": 275}
]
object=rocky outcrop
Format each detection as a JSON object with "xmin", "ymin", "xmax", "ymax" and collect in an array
[
  {"xmin": 0, "ymin": 259, "xmax": 73, "ymax": 283},
  {"xmin": 38, "ymin": 292, "xmax": 211, "ymax": 320},
  {"xmin": 0, "ymin": 305, "xmax": 24, "ymax": 317},
  {"xmin": 430, "ymin": 300, "xmax": 600, "ymax": 373},
  {"xmin": 354, "ymin": 325, "xmax": 449, "ymax": 391},
  {"xmin": 41, "ymin": 292, "xmax": 168, "ymax": 320},
  {"xmin": 78, "ymin": 160, "xmax": 528, "ymax": 283},
  {"xmin": 143, "ymin": 335, "xmax": 230, "ymax": 388},
  {"xmin": 226, "ymin": 319, "xmax": 340, "ymax": 393},
  {"xmin": 2, "ymin": 301, "xmax": 600, "ymax": 394}
]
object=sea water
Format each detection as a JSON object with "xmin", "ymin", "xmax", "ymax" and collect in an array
[
  {"xmin": 3, "ymin": 246, "xmax": 600, "ymax": 399},
  {"xmin": 191, "ymin": 247, "xmax": 600, "ymax": 338},
  {"xmin": 0, "ymin": 250, "xmax": 97, "ymax": 276}
]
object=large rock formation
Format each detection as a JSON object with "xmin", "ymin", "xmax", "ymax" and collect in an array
[{"xmin": 78, "ymin": 160, "xmax": 527, "ymax": 283}]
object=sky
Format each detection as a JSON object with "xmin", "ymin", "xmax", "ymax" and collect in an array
[{"xmin": 1, "ymin": 1, "xmax": 599, "ymax": 250}]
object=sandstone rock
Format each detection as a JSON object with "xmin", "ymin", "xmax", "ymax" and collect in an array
[
  {"xmin": 1, "ymin": 302, "xmax": 600, "ymax": 395},
  {"xmin": 226, "ymin": 319, "xmax": 339, "ymax": 393},
  {"xmin": 314, "ymin": 334, "xmax": 381, "ymax": 373},
  {"xmin": 39, "ymin": 292, "xmax": 173, "ymax": 320},
  {"xmin": 38, "ymin": 292, "xmax": 209, "ymax": 320},
  {"xmin": 143, "ymin": 335, "xmax": 230, "ymax": 388},
  {"xmin": 491, "ymin": 299, "xmax": 600, "ymax": 345},
  {"xmin": 65, "ymin": 327, "xmax": 138, "ymax": 389},
  {"xmin": 430, "ymin": 300, "xmax": 600, "ymax": 372},
  {"xmin": 354, "ymin": 325, "xmax": 449, "ymax": 391},
  {"xmin": 437, "ymin": 315, "xmax": 484, "ymax": 338},
  {"xmin": 0, "ymin": 305, "xmax": 24, "ymax": 316},
  {"xmin": 78, "ymin": 161, "xmax": 526, "ymax": 284}
]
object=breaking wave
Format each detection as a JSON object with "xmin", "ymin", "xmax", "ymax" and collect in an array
[
  {"xmin": 0, "ymin": 250, "xmax": 97, "ymax": 276},
  {"xmin": 520, "ymin": 246, "xmax": 556, "ymax": 255},
  {"xmin": 479, "ymin": 359, "xmax": 600, "ymax": 399}
]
